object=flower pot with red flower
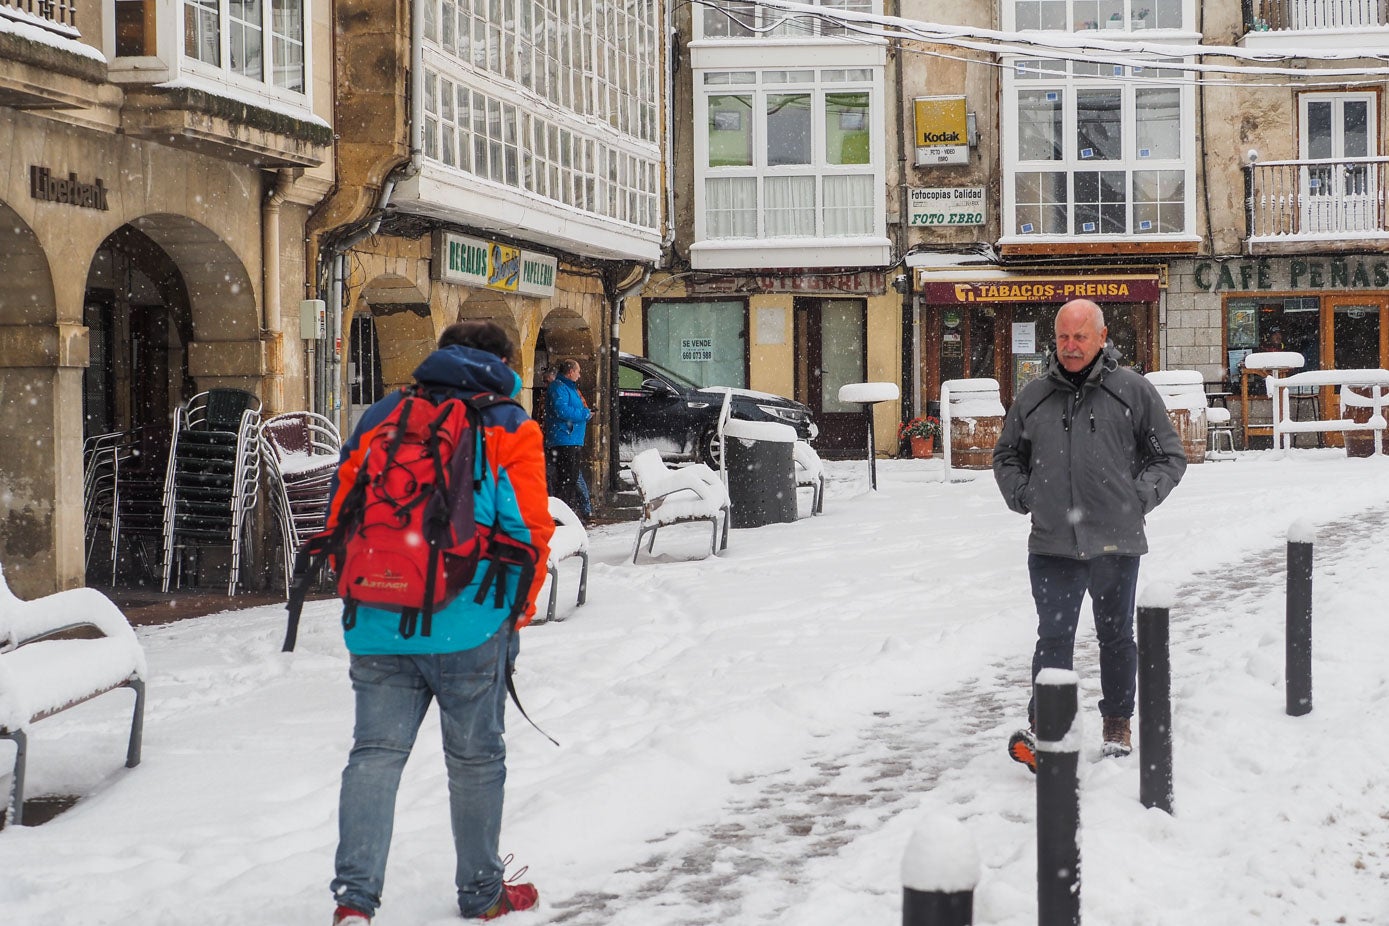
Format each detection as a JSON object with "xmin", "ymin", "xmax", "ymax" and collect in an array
[{"xmin": 898, "ymin": 415, "xmax": 941, "ymax": 459}]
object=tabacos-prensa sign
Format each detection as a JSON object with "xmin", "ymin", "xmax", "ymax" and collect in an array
[
  {"xmin": 433, "ymin": 231, "xmax": 558, "ymax": 298},
  {"xmin": 922, "ymin": 276, "xmax": 1161, "ymax": 304}
]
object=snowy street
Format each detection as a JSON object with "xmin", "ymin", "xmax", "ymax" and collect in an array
[{"xmin": 3, "ymin": 451, "xmax": 1389, "ymax": 925}]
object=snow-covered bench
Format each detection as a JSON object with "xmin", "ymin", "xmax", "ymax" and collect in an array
[
  {"xmin": 0, "ymin": 565, "xmax": 146, "ymax": 827},
  {"xmin": 629, "ymin": 449, "xmax": 730, "ymax": 563},
  {"xmin": 541, "ymin": 497, "xmax": 589, "ymax": 623},
  {"xmin": 793, "ymin": 440, "xmax": 825, "ymax": 515}
]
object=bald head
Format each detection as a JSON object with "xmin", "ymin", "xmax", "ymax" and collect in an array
[{"xmin": 1054, "ymin": 299, "xmax": 1107, "ymax": 374}]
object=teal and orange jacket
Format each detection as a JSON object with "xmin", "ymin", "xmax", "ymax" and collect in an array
[{"xmin": 331, "ymin": 345, "xmax": 554, "ymax": 654}]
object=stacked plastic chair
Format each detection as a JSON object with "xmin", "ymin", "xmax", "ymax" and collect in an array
[
  {"xmin": 160, "ymin": 389, "xmax": 263, "ymax": 595},
  {"xmin": 260, "ymin": 411, "xmax": 342, "ymax": 596}
]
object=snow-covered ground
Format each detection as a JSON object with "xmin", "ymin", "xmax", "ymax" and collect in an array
[{"xmin": 3, "ymin": 449, "xmax": 1389, "ymax": 925}]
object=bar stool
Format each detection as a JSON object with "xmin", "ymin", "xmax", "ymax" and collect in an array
[{"xmin": 1206, "ymin": 406, "xmax": 1236, "ymax": 459}]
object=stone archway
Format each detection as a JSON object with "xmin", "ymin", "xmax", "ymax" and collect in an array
[
  {"xmin": 0, "ymin": 202, "xmax": 69, "ymax": 598},
  {"xmin": 122, "ymin": 214, "xmax": 261, "ymax": 395}
]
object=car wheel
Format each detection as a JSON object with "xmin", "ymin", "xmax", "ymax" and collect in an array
[{"xmin": 700, "ymin": 426, "xmax": 723, "ymax": 468}]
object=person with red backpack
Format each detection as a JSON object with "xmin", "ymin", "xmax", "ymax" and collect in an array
[{"xmin": 325, "ymin": 320, "xmax": 553, "ymax": 924}]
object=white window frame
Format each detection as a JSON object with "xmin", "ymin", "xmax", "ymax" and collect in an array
[
  {"xmin": 177, "ymin": 0, "xmax": 310, "ymax": 107},
  {"xmin": 692, "ymin": 65, "xmax": 887, "ymax": 265},
  {"xmin": 1001, "ymin": 56, "xmax": 1198, "ymax": 243},
  {"xmin": 695, "ymin": 0, "xmax": 880, "ymax": 42},
  {"xmin": 1002, "ymin": 0, "xmax": 1196, "ymax": 33}
]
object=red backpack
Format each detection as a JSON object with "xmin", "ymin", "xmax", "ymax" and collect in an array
[{"xmin": 282, "ymin": 386, "xmax": 538, "ymax": 651}]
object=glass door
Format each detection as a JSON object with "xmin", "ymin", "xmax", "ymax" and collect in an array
[
  {"xmin": 796, "ymin": 297, "xmax": 866, "ymax": 452},
  {"xmin": 1327, "ymin": 297, "xmax": 1386, "ymax": 370},
  {"xmin": 1300, "ymin": 93, "xmax": 1376, "ymax": 234}
]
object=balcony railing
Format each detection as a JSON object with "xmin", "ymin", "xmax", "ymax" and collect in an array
[
  {"xmin": 1246, "ymin": 157, "xmax": 1389, "ymax": 241},
  {"xmin": 1244, "ymin": 0, "xmax": 1387, "ymax": 30},
  {"xmin": 0, "ymin": 0, "xmax": 77, "ymax": 32}
]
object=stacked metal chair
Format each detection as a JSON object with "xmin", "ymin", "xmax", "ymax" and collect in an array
[
  {"xmin": 260, "ymin": 411, "xmax": 342, "ymax": 596},
  {"xmin": 83, "ymin": 431, "xmax": 125, "ymax": 585},
  {"xmin": 160, "ymin": 389, "xmax": 263, "ymax": 595}
]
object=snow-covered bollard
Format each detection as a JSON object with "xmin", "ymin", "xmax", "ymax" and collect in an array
[
  {"xmin": 1137, "ymin": 583, "xmax": 1175, "ymax": 814},
  {"xmin": 901, "ymin": 814, "xmax": 979, "ymax": 926},
  {"xmin": 1286, "ymin": 520, "xmax": 1316, "ymax": 717},
  {"xmin": 1035, "ymin": 668, "xmax": 1081, "ymax": 926}
]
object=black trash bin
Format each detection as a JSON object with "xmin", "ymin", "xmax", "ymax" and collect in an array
[{"xmin": 723, "ymin": 419, "xmax": 798, "ymax": 528}]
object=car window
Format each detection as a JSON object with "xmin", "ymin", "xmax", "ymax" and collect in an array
[
  {"xmin": 629, "ymin": 357, "xmax": 700, "ymax": 389},
  {"xmin": 617, "ymin": 363, "xmax": 647, "ymax": 390}
]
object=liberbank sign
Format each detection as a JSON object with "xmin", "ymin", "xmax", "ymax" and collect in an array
[{"xmin": 433, "ymin": 231, "xmax": 558, "ymax": 298}]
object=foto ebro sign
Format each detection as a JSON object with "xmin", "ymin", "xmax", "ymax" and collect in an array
[
  {"xmin": 909, "ymin": 187, "xmax": 985, "ymax": 226},
  {"xmin": 433, "ymin": 230, "xmax": 558, "ymax": 298}
]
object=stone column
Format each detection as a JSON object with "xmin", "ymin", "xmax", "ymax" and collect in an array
[{"xmin": 0, "ymin": 323, "xmax": 90, "ymax": 598}]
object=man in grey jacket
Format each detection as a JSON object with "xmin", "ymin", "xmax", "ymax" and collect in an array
[{"xmin": 993, "ymin": 299, "xmax": 1186, "ymax": 772}]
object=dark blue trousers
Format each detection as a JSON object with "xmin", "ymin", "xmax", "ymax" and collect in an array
[{"xmin": 1028, "ymin": 553, "xmax": 1141, "ymax": 721}]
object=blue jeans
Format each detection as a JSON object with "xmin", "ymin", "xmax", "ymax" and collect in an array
[
  {"xmin": 1028, "ymin": 553, "xmax": 1140, "ymax": 721},
  {"xmin": 331, "ymin": 625, "xmax": 518, "ymax": 918}
]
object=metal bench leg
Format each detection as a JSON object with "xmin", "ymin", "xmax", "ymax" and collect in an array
[
  {"xmin": 544, "ymin": 564, "xmax": 558, "ymax": 623},
  {"xmin": 576, "ymin": 550, "xmax": 589, "ymax": 607},
  {"xmin": 4, "ymin": 730, "xmax": 27, "ymax": 827},
  {"xmin": 633, "ymin": 523, "xmax": 655, "ymax": 563},
  {"xmin": 720, "ymin": 506, "xmax": 730, "ymax": 551},
  {"xmin": 709, "ymin": 516, "xmax": 720, "ymax": 557},
  {"xmin": 126, "ymin": 677, "xmax": 145, "ymax": 768}
]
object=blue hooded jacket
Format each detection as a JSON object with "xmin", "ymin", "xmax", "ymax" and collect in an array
[{"xmin": 543, "ymin": 374, "xmax": 591, "ymax": 448}]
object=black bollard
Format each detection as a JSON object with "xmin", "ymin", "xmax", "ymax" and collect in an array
[
  {"xmin": 1034, "ymin": 669, "xmax": 1081, "ymax": 926},
  {"xmin": 1137, "ymin": 602, "xmax": 1174, "ymax": 814},
  {"xmin": 1286, "ymin": 527, "xmax": 1315, "ymax": 717},
  {"xmin": 902, "ymin": 814, "xmax": 979, "ymax": 926},
  {"xmin": 903, "ymin": 889, "xmax": 973, "ymax": 926},
  {"xmin": 866, "ymin": 405, "xmax": 879, "ymax": 491}
]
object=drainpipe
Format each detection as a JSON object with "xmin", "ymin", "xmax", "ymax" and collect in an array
[
  {"xmin": 663, "ymin": 4, "xmax": 677, "ymax": 255},
  {"xmin": 262, "ymin": 168, "xmax": 296, "ymax": 414},
  {"xmin": 608, "ymin": 266, "xmax": 652, "ymax": 493}
]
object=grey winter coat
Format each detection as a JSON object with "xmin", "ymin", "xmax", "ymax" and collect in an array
[{"xmin": 992, "ymin": 345, "xmax": 1186, "ymax": 559}]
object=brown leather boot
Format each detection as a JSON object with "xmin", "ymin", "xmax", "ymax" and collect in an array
[{"xmin": 1101, "ymin": 716, "xmax": 1132, "ymax": 757}]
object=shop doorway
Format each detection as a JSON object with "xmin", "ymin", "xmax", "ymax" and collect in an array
[
  {"xmin": 1328, "ymin": 297, "xmax": 1386, "ymax": 370},
  {"xmin": 347, "ymin": 313, "xmax": 384, "ymax": 432},
  {"xmin": 795, "ymin": 297, "xmax": 866, "ymax": 453},
  {"xmin": 82, "ymin": 226, "xmax": 193, "ymax": 449}
]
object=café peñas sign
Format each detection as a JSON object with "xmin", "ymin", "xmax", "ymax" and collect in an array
[
  {"xmin": 433, "ymin": 231, "xmax": 557, "ymax": 298},
  {"xmin": 1193, "ymin": 257, "xmax": 1389, "ymax": 292}
]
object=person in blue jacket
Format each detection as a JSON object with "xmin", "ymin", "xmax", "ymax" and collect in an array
[{"xmin": 543, "ymin": 359, "xmax": 593, "ymax": 520}]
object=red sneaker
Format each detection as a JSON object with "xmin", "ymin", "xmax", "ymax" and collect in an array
[
  {"xmin": 476, "ymin": 881, "xmax": 539, "ymax": 920},
  {"xmin": 332, "ymin": 905, "xmax": 371, "ymax": 925}
]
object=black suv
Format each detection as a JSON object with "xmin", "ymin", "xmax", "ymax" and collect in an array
[{"xmin": 617, "ymin": 352, "xmax": 817, "ymax": 465}]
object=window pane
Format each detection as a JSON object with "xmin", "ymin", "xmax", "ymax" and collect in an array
[
  {"xmin": 647, "ymin": 300, "xmax": 747, "ymax": 389},
  {"xmin": 1305, "ymin": 101, "xmax": 1332, "ymax": 159},
  {"xmin": 184, "ymin": 0, "xmax": 220, "ymax": 64},
  {"xmin": 708, "ymin": 95, "xmax": 753, "ymax": 167},
  {"xmin": 1074, "ymin": 0, "xmax": 1123, "ymax": 30},
  {"xmin": 1074, "ymin": 170, "xmax": 1126, "ymax": 233},
  {"xmin": 704, "ymin": 0, "xmax": 755, "ymax": 37},
  {"xmin": 1133, "ymin": 170, "xmax": 1185, "ymax": 232},
  {"xmin": 824, "ymin": 174, "xmax": 873, "ymax": 235},
  {"xmin": 229, "ymin": 0, "xmax": 263, "ymax": 79},
  {"xmin": 1344, "ymin": 100, "xmax": 1369, "ymax": 158},
  {"xmin": 706, "ymin": 177, "xmax": 757, "ymax": 237},
  {"xmin": 765, "ymin": 176, "xmax": 815, "ymax": 236},
  {"xmin": 1150, "ymin": 0, "xmax": 1183, "ymax": 29},
  {"xmin": 767, "ymin": 94, "xmax": 812, "ymax": 167},
  {"xmin": 825, "ymin": 92, "xmax": 870, "ymax": 165},
  {"xmin": 1017, "ymin": 90, "xmax": 1063, "ymax": 160},
  {"xmin": 1076, "ymin": 89, "xmax": 1122, "ymax": 160},
  {"xmin": 1015, "ymin": 0, "xmax": 1066, "ymax": 29},
  {"xmin": 1135, "ymin": 88, "xmax": 1180, "ymax": 160},
  {"xmin": 1014, "ymin": 171, "xmax": 1067, "ymax": 234},
  {"xmin": 271, "ymin": 0, "xmax": 304, "ymax": 91}
]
